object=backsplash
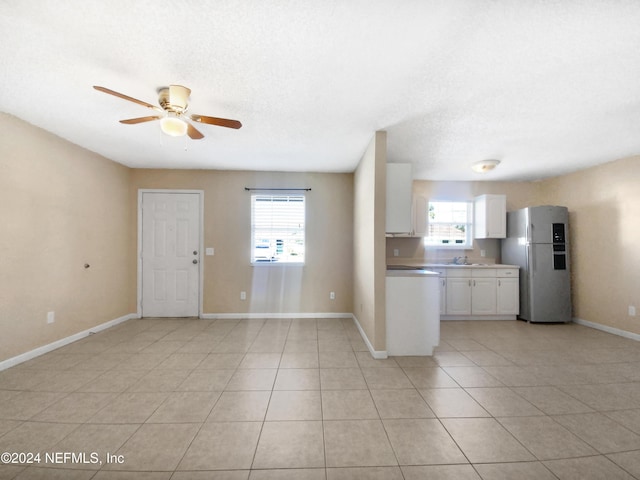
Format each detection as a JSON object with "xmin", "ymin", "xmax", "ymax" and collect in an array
[{"xmin": 385, "ymin": 236, "xmax": 500, "ymax": 265}]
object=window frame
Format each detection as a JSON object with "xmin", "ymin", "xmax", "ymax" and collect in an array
[
  {"xmin": 250, "ymin": 193, "xmax": 306, "ymax": 265},
  {"xmin": 424, "ymin": 200, "xmax": 474, "ymax": 249}
]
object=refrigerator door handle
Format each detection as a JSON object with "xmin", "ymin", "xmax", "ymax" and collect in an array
[{"xmin": 526, "ymin": 244, "xmax": 532, "ymax": 277}]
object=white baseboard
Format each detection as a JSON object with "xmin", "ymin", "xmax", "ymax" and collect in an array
[
  {"xmin": 0, "ymin": 313, "xmax": 138, "ymax": 372},
  {"xmin": 351, "ymin": 314, "xmax": 388, "ymax": 359},
  {"xmin": 201, "ymin": 312, "xmax": 353, "ymax": 320},
  {"xmin": 441, "ymin": 315, "xmax": 517, "ymax": 321},
  {"xmin": 573, "ymin": 317, "xmax": 640, "ymax": 342}
]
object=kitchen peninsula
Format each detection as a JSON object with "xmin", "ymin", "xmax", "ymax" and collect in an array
[{"xmin": 385, "ymin": 267, "xmax": 440, "ymax": 356}]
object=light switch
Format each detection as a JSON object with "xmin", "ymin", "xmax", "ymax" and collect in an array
[{"xmin": 206, "ymin": 248, "xmax": 214, "ymax": 256}]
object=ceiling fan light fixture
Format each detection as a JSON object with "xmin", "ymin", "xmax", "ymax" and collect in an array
[
  {"xmin": 472, "ymin": 159, "xmax": 501, "ymax": 173},
  {"xmin": 94, "ymin": 84, "xmax": 242, "ymax": 140},
  {"xmin": 160, "ymin": 114, "xmax": 188, "ymax": 137}
]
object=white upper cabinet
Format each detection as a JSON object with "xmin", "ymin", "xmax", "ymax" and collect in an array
[
  {"xmin": 386, "ymin": 163, "xmax": 413, "ymax": 234},
  {"xmin": 412, "ymin": 194, "xmax": 427, "ymax": 236},
  {"xmin": 474, "ymin": 194, "xmax": 506, "ymax": 239}
]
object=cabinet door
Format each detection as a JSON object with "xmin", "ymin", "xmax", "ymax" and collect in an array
[
  {"xmin": 446, "ymin": 278, "xmax": 472, "ymax": 315},
  {"xmin": 439, "ymin": 277, "xmax": 447, "ymax": 314},
  {"xmin": 485, "ymin": 195, "xmax": 506, "ymax": 238},
  {"xmin": 386, "ymin": 164, "xmax": 413, "ymax": 233},
  {"xmin": 497, "ymin": 277, "xmax": 520, "ymax": 314},
  {"xmin": 471, "ymin": 278, "xmax": 497, "ymax": 315},
  {"xmin": 474, "ymin": 194, "xmax": 506, "ymax": 238},
  {"xmin": 413, "ymin": 194, "xmax": 427, "ymax": 236}
]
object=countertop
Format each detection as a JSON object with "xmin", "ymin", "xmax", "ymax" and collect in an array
[
  {"xmin": 386, "ymin": 269, "xmax": 441, "ymax": 277},
  {"xmin": 422, "ymin": 263, "xmax": 519, "ymax": 269},
  {"xmin": 387, "ymin": 263, "xmax": 520, "ymax": 272}
]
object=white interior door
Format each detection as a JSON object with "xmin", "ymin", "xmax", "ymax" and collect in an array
[{"xmin": 141, "ymin": 192, "xmax": 201, "ymax": 317}]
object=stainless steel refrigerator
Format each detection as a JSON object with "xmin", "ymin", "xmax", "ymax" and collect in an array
[{"xmin": 501, "ymin": 205, "xmax": 571, "ymax": 323}]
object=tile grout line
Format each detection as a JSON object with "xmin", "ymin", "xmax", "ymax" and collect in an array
[{"xmin": 3, "ymin": 318, "xmax": 640, "ymax": 477}]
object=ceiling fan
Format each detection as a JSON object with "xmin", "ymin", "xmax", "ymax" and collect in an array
[{"xmin": 93, "ymin": 84, "xmax": 242, "ymax": 139}]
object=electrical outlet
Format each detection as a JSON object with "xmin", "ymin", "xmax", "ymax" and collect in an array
[
  {"xmin": 240, "ymin": 291, "xmax": 246, "ymax": 300},
  {"xmin": 47, "ymin": 311, "xmax": 55, "ymax": 324},
  {"xmin": 330, "ymin": 291, "xmax": 335, "ymax": 300},
  {"xmin": 206, "ymin": 247, "xmax": 214, "ymax": 256},
  {"xmin": 393, "ymin": 249, "xmax": 399, "ymax": 257},
  {"xmin": 480, "ymin": 250, "xmax": 486, "ymax": 257},
  {"xmin": 629, "ymin": 305, "xmax": 637, "ymax": 317}
]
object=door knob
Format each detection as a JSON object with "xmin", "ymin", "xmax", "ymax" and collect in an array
[
  {"xmin": 193, "ymin": 259, "xmax": 198, "ymax": 264},
  {"xmin": 193, "ymin": 251, "xmax": 198, "ymax": 255}
]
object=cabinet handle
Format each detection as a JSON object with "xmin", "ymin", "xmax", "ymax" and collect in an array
[
  {"xmin": 469, "ymin": 280, "xmax": 471, "ymax": 287},
  {"xmin": 498, "ymin": 280, "xmax": 501, "ymax": 287}
]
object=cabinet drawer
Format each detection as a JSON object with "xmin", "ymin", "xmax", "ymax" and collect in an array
[
  {"xmin": 471, "ymin": 269, "xmax": 497, "ymax": 278},
  {"xmin": 446, "ymin": 268, "xmax": 472, "ymax": 278},
  {"xmin": 497, "ymin": 268, "xmax": 519, "ymax": 277},
  {"xmin": 426, "ymin": 268, "xmax": 447, "ymax": 276}
]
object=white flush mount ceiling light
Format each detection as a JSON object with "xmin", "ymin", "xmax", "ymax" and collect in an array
[
  {"xmin": 160, "ymin": 113, "xmax": 188, "ymax": 137},
  {"xmin": 472, "ymin": 159, "xmax": 501, "ymax": 173}
]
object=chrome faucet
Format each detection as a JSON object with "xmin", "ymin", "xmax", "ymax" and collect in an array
[{"xmin": 452, "ymin": 256, "xmax": 469, "ymax": 265}]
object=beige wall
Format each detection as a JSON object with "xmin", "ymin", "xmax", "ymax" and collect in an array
[
  {"xmin": 129, "ymin": 169, "xmax": 354, "ymax": 315},
  {"xmin": 0, "ymin": 113, "xmax": 134, "ymax": 362},
  {"xmin": 353, "ymin": 131, "xmax": 387, "ymax": 351},
  {"xmin": 538, "ymin": 156, "xmax": 640, "ymax": 335},
  {"xmin": 387, "ymin": 180, "xmax": 541, "ymax": 264}
]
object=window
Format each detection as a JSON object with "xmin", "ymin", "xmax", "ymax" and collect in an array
[
  {"xmin": 425, "ymin": 201, "xmax": 473, "ymax": 248},
  {"xmin": 251, "ymin": 194, "xmax": 305, "ymax": 264}
]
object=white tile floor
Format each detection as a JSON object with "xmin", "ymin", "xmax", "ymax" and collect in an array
[{"xmin": 1, "ymin": 318, "xmax": 640, "ymax": 479}]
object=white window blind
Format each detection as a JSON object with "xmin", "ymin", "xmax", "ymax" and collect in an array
[{"xmin": 251, "ymin": 194, "xmax": 305, "ymax": 263}]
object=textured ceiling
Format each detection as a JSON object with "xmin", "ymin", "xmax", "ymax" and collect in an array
[{"xmin": 1, "ymin": 0, "xmax": 640, "ymax": 181}]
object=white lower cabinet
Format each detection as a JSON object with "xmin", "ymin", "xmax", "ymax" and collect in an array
[
  {"xmin": 429, "ymin": 268, "xmax": 448, "ymax": 315},
  {"xmin": 497, "ymin": 276, "xmax": 519, "ymax": 314},
  {"xmin": 471, "ymin": 278, "xmax": 497, "ymax": 315},
  {"xmin": 433, "ymin": 266, "xmax": 519, "ymax": 319},
  {"xmin": 386, "ymin": 273, "xmax": 440, "ymax": 356},
  {"xmin": 446, "ymin": 277, "xmax": 472, "ymax": 315}
]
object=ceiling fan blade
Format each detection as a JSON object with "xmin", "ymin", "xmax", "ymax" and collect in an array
[
  {"xmin": 190, "ymin": 114, "xmax": 242, "ymax": 129},
  {"xmin": 119, "ymin": 116, "xmax": 162, "ymax": 124},
  {"xmin": 93, "ymin": 85, "xmax": 163, "ymax": 112},
  {"xmin": 186, "ymin": 121, "xmax": 204, "ymax": 140}
]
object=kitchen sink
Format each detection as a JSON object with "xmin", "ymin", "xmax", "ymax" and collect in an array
[
  {"xmin": 388, "ymin": 263, "xmax": 491, "ymax": 270},
  {"xmin": 426, "ymin": 263, "xmax": 488, "ymax": 267},
  {"xmin": 387, "ymin": 265, "xmax": 423, "ymax": 270}
]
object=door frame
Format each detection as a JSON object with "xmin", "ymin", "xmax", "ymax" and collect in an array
[{"xmin": 137, "ymin": 189, "xmax": 205, "ymax": 318}]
